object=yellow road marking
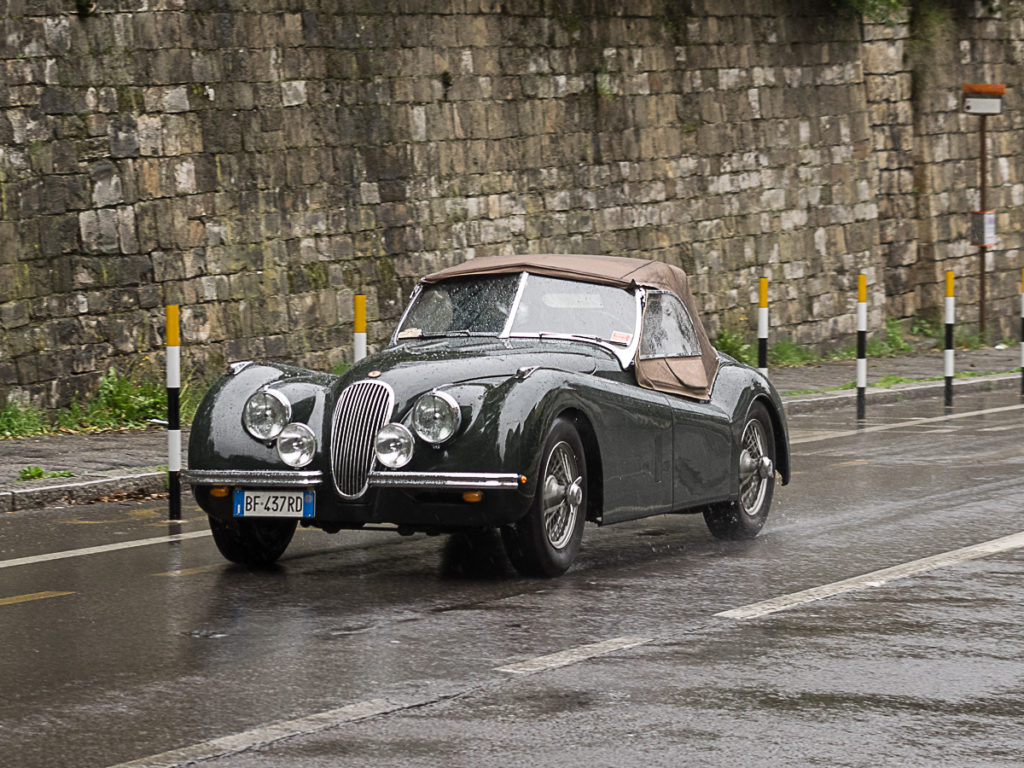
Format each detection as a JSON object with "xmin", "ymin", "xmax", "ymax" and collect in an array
[
  {"xmin": 834, "ymin": 459, "xmax": 869, "ymax": 467},
  {"xmin": 58, "ymin": 520, "xmax": 112, "ymax": 525},
  {"xmin": 145, "ymin": 518, "xmax": 202, "ymax": 528},
  {"xmin": 59, "ymin": 509, "xmax": 164, "ymax": 526},
  {"xmin": 0, "ymin": 590, "xmax": 75, "ymax": 606},
  {"xmin": 154, "ymin": 565, "xmax": 219, "ymax": 578}
]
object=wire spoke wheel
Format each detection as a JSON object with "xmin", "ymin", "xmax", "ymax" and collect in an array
[
  {"xmin": 502, "ymin": 418, "xmax": 587, "ymax": 577},
  {"xmin": 541, "ymin": 441, "xmax": 582, "ymax": 550},
  {"xmin": 703, "ymin": 402, "xmax": 776, "ymax": 540},
  {"xmin": 738, "ymin": 417, "xmax": 769, "ymax": 516}
]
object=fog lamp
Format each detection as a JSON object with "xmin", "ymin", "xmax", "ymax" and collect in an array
[
  {"xmin": 276, "ymin": 423, "xmax": 316, "ymax": 467},
  {"xmin": 375, "ymin": 423, "xmax": 414, "ymax": 469}
]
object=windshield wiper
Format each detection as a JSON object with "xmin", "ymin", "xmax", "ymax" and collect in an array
[
  {"xmin": 538, "ymin": 332, "xmax": 605, "ymax": 343},
  {"xmin": 534, "ymin": 332, "xmax": 632, "ymax": 347}
]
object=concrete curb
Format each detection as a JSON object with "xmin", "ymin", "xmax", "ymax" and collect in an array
[
  {"xmin": 0, "ymin": 471, "xmax": 167, "ymax": 513},
  {"xmin": 782, "ymin": 372, "xmax": 1019, "ymax": 415}
]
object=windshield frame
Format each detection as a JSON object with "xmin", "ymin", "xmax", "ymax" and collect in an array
[{"xmin": 391, "ymin": 272, "xmax": 643, "ymax": 368}]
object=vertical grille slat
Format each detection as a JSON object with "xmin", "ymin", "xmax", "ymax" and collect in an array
[{"xmin": 331, "ymin": 380, "xmax": 395, "ymax": 499}]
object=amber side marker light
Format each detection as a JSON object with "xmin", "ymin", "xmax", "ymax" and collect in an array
[
  {"xmin": 210, "ymin": 487, "xmax": 230, "ymax": 498},
  {"xmin": 462, "ymin": 491, "xmax": 484, "ymax": 503}
]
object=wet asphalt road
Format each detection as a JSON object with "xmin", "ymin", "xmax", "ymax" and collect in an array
[{"xmin": 2, "ymin": 389, "xmax": 1023, "ymax": 767}]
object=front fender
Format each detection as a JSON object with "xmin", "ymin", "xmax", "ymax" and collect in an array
[
  {"xmin": 188, "ymin": 363, "xmax": 336, "ymax": 473},
  {"xmin": 712, "ymin": 359, "xmax": 791, "ymax": 486}
]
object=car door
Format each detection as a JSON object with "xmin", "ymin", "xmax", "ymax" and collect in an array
[
  {"xmin": 639, "ymin": 290, "xmax": 733, "ymax": 510},
  {"xmin": 582, "ymin": 374, "xmax": 675, "ymax": 524}
]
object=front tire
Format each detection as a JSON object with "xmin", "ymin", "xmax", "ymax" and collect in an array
[
  {"xmin": 704, "ymin": 401, "xmax": 776, "ymax": 540},
  {"xmin": 208, "ymin": 515, "xmax": 297, "ymax": 567},
  {"xmin": 502, "ymin": 418, "xmax": 587, "ymax": 577}
]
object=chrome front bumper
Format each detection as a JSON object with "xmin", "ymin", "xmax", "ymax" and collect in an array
[
  {"xmin": 184, "ymin": 469, "xmax": 523, "ymax": 491},
  {"xmin": 182, "ymin": 469, "xmax": 324, "ymax": 488},
  {"xmin": 368, "ymin": 471, "xmax": 524, "ymax": 490}
]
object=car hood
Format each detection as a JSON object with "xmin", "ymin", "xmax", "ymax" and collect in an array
[{"xmin": 340, "ymin": 337, "xmax": 614, "ymax": 393}]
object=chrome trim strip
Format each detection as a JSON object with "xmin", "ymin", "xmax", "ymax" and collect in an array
[
  {"xmin": 368, "ymin": 471, "xmax": 523, "ymax": 490},
  {"xmin": 391, "ymin": 284, "xmax": 423, "ymax": 345},
  {"xmin": 500, "ymin": 271, "xmax": 529, "ymax": 338},
  {"xmin": 183, "ymin": 469, "xmax": 324, "ymax": 488}
]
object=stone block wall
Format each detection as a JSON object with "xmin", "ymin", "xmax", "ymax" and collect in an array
[{"xmin": 0, "ymin": 0, "xmax": 1022, "ymax": 409}]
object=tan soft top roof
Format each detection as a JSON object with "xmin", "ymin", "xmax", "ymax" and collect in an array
[{"xmin": 423, "ymin": 254, "xmax": 720, "ymax": 400}]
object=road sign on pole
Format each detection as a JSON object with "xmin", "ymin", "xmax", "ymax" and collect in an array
[{"xmin": 962, "ymin": 83, "xmax": 1004, "ymax": 340}]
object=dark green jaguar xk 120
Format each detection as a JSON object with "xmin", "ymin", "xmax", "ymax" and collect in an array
[{"xmin": 184, "ymin": 254, "xmax": 791, "ymax": 577}]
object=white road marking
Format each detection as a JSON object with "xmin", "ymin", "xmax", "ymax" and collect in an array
[
  {"xmin": 0, "ymin": 530, "xmax": 211, "ymax": 571},
  {"xmin": 495, "ymin": 635, "xmax": 652, "ymax": 674},
  {"xmin": 105, "ymin": 698, "xmax": 409, "ymax": 768},
  {"xmin": 107, "ymin": 637, "xmax": 657, "ymax": 768},
  {"xmin": 105, "ymin": 638, "xmax": 655, "ymax": 768},
  {"xmin": 790, "ymin": 402, "xmax": 1024, "ymax": 445},
  {"xmin": 717, "ymin": 530, "xmax": 1024, "ymax": 620}
]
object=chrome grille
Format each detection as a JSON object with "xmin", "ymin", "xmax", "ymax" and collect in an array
[{"xmin": 331, "ymin": 380, "xmax": 395, "ymax": 499}]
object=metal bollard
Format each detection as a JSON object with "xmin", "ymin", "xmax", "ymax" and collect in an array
[
  {"xmin": 757, "ymin": 277, "xmax": 768, "ymax": 378},
  {"xmin": 354, "ymin": 294, "xmax": 367, "ymax": 363},
  {"xmin": 944, "ymin": 271, "xmax": 955, "ymax": 409},
  {"xmin": 856, "ymin": 273, "xmax": 867, "ymax": 420},
  {"xmin": 166, "ymin": 305, "xmax": 181, "ymax": 521}
]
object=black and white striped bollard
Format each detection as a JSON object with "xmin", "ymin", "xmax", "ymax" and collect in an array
[{"xmin": 856, "ymin": 273, "xmax": 867, "ymax": 420}]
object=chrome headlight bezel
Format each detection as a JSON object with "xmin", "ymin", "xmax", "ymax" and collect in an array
[
  {"xmin": 411, "ymin": 391, "xmax": 462, "ymax": 445},
  {"xmin": 276, "ymin": 422, "xmax": 317, "ymax": 468},
  {"xmin": 375, "ymin": 423, "xmax": 415, "ymax": 469},
  {"xmin": 243, "ymin": 389, "xmax": 291, "ymax": 441}
]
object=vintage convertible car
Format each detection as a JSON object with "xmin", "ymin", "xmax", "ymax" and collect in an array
[{"xmin": 184, "ymin": 254, "xmax": 791, "ymax": 577}]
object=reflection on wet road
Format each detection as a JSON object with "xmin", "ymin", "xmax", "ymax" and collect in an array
[{"xmin": 2, "ymin": 390, "xmax": 1023, "ymax": 767}]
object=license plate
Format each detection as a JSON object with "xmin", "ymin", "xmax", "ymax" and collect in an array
[{"xmin": 233, "ymin": 489, "xmax": 314, "ymax": 518}]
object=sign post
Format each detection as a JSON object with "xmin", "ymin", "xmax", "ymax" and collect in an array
[{"xmin": 962, "ymin": 83, "xmax": 1004, "ymax": 340}]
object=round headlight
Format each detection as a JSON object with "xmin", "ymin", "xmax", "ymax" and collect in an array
[
  {"xmin": 411, "ymin": 391, "xmax": 461, "ymax": 445},
  {"xmin": 276, "ymin": 423, "xmax": 316, "ymax": 467},
  {"xmin": 375, "ymin": 423, "xmax": 414, "ymax": 469},
  {"xmin": 243, "ymin": 390, "xmax": 291, "ymax": 441}
]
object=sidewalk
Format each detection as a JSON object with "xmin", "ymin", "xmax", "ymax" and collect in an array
[{"xmin": 0, "ymin": 347, "xmax": 1019, "ymax": 513}]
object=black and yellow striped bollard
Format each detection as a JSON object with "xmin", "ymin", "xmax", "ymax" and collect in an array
[
  {"xmin": 757, "ymin": 277, "xmax": 768, "ymax": 378},
  {"xmin": 166, "ymin": 304, "xmax": 181, "ymax": 521},
  {"xmin": 856, "ymin": 273, "xmax": 867, "ymax": 420},
  {"xmin": 944, "ymin": 271, "xmax": 955, "ymax": 409}
]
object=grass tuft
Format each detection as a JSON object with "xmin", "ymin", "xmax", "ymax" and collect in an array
[{"xmin": 1, "ymin": 359, "xmax": 212, "ymax": 439}]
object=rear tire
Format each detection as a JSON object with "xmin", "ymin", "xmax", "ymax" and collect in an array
[
  {"xmin": 208, "ymin": 515, "xmax": 297, "ymax": 567},
  {"xmin": 502, "ymin": 418, "xmax": 587, "ymax": 577},
  {"xmin": 704, "ymin": 402, "xmax": 776, "ymax": 540}
]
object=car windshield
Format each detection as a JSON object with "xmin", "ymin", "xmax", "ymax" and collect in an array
[
  {"xmin": 396, "ymin": 273, "xmax": 637, "ymax": 346},
  {"xmin": 397, "ymin": 274, "xmax": 521, "ymax": 338},
  {"xmin": 510, "ymin": 274, "xmax": 636, "ymax": 344}
]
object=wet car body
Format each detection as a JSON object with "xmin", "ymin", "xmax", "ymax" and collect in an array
[{"xmin": 185, "ymin": 254, "xmax": 791, "ymax": 577}]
